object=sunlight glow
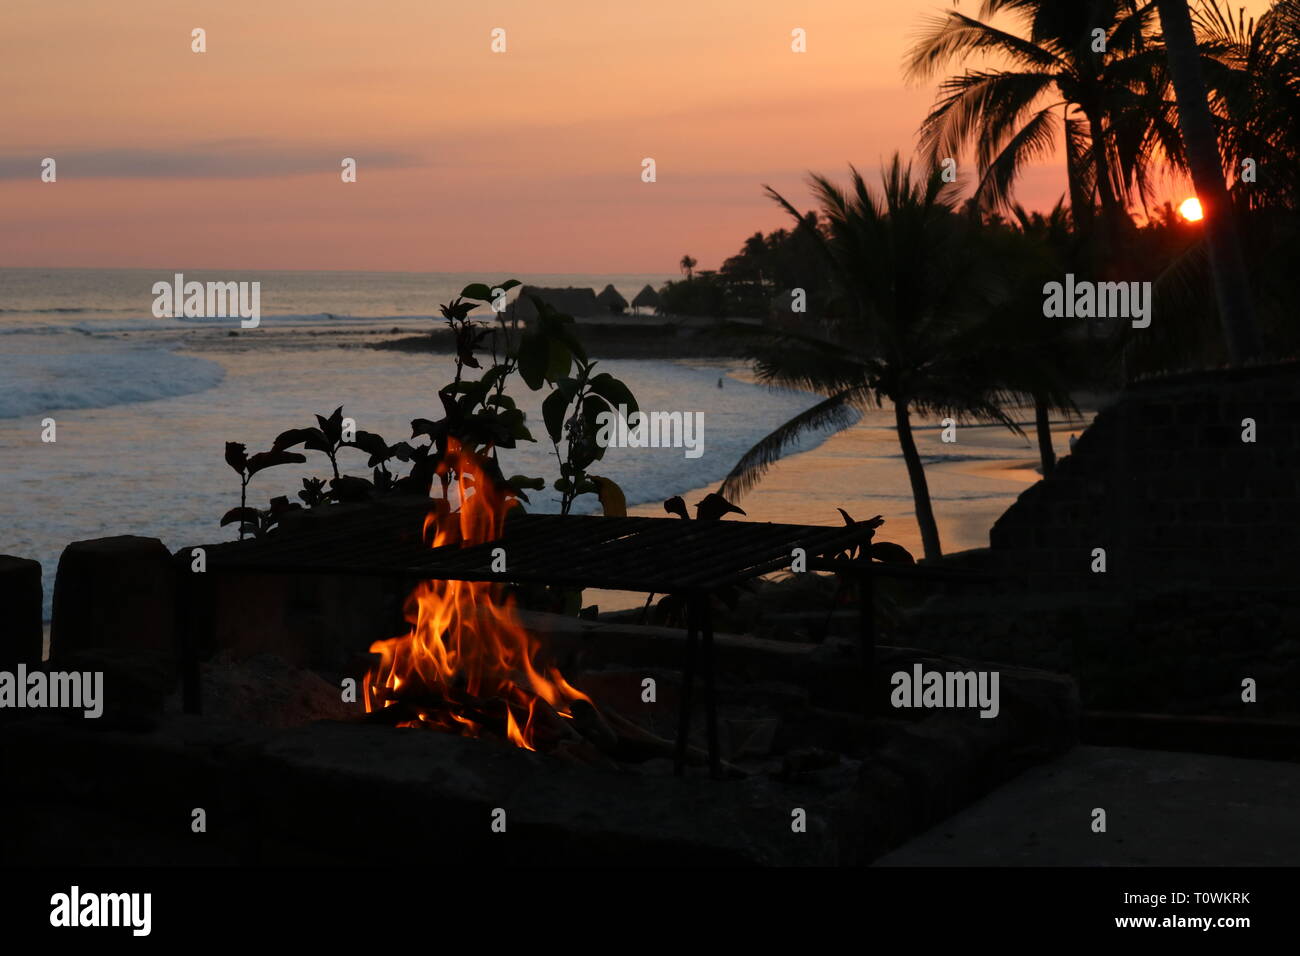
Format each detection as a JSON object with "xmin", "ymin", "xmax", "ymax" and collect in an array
[{"xmin": 1178, "ymin": 197, "xmax": 1205, "ymax": 222}]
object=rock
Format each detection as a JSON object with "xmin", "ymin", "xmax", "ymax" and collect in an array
[
  {"xmin": 56, "ymin": 648, "xmax": 178, "ymax": 730},
  {"xmin": 50, "ymin": 536, "xmax": 177, "ymax": 661},
  {"xmin": 175, "ymin": 653, "xmax": 357, "ymax": 728},
  {"xmin": 0, "ymin": 555, "xmax": 43, "ymax": 665}
]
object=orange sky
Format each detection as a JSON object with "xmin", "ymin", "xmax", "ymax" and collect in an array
[{"xmin": 0, "ymin": 0, "xmax": 1275, "ymax": 273}]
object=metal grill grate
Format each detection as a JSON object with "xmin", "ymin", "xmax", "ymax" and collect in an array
[
  {"xmin": 202, "ymin": 505, "xmax": 881, "ymax": 593},
  {"xmin": 187, "ymin": 503, "xmax": 889, "ymax": 778}
]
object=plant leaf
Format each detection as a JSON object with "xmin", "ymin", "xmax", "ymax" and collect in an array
[
  {"xmin": 410, "ymin": 418, "xmax": 447, "ymax": 440},
  {"xmin": 515, "ymin": 330, "xmax": 549, "ymax": 390},
  {"xmin": 507, "ymin": 474, "xmax": 546, "ymax": 491},
  {"xmin": 245, "ymin": 449, "xmax": 307, "ymax": 476},
  {"xmin": 589, "ymin": 475, "xmax": 627, "ymax": 517},
  {"xmin": 315, "ymin": 406, "xmax": 344, "ymax": 444},
  {"xmin": 346, "ymin": 430, "xmax": 391, "ymax": 466},
  {"xmin": 545, "ymin": 336, "xmax": 574, "ymax": 382},
  {"xmin": 224, "ymin": 442, "xmax": 247, "ymax": 475},
  {"xmin": 588, "ymin": 373, "xmax": 638, "ymax": 417},
  {"xmin": 542, "ymin": 389, "xmax": 571, "ymax": 443},
  {"xmin": 220, "ymin": 506, "xmax": 261, "ymax": 527}
]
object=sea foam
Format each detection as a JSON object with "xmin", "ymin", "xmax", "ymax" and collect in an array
[{"xmin": 0, "ymin": 348, "xmax": 225, "ymax": 419}]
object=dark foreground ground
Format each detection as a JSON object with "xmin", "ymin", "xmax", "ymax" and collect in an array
[{"xmin": 877, "ymin": 745, "xmax": 1300, "ymax": 866}]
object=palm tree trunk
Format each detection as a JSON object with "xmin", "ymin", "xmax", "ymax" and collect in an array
[
  {"xmin": 1157, "ymin": 0, "xmax": 1261, "ymax": 363},
  {"xmin": 893, "ymin": 398, "xmax": 942, "ymax": 562},
  {"xmin": 1034, "ymin": 393, "xmax": 1056, "ymax": 478},
  {"xmin": 1064, "ymin": 112, "xmax": 1093, "ymax": 231},
  {"xmin": 1085, "ymin": 109, "xmax": 1129, "ymax": 242}
]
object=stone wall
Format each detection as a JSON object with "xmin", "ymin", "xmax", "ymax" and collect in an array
[
  {"xmin": 989, "ymin": 361, "xmax": 1300, "ymax": 591},
  {"xmin": 908, "ymin": 362, "xmax": 1300, "ymax": 717}
]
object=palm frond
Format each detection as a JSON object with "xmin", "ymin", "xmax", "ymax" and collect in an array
[
  {"xmin": 974, "ymin": 104, "xmax": 1061, "ymax": 210},
  {"xmin": 719, "ymin": 388, "xmax": 869, "ymax": 500},
  {"xmin": 917, "ymin": 70, "xmax": 1058, "ymax": 169},
  {"xmin": 904, "ymin": 10, "xmax": 1061, "ymax": 82}
]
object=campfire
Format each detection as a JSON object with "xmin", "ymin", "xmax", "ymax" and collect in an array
[{"xmin": 363, "ymin": 439, "xmax": 592, "ymax": 751}]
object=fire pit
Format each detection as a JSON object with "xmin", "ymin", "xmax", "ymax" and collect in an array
[
  {"xmin": 10, "ymin": 492, "xmax": 1079, "ymax": 865},
  {"xmin": 186, "ymin": 447, "xmax": 883, "ymax": 777}
]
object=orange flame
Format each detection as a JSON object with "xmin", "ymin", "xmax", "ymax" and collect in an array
[{"xmin": 363, "ymin": 439, "xmax": 590, "ymax": 750}]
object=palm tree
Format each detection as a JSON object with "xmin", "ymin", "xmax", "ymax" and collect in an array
[
  {"xmin": 1198, "ymin": 0, "xmax": 1300, "ymax": 210},
  {"xmin": 1001, "ymin": 200, "xmax": 1087, "ymax": 476},
  {"xmin": 904, "ymin": 0, "xmax": 1177, "ymax": 238},
  {"xmin": 679, "ymin": 254, "xmax": 698, "ymax": 280},
  {"xmin": 720, "ymin": 156, "xmax": 1037, "ymax": 562},
  {"xmin": 1155, "ymin": 0, "xmax": 1259, "ymax": 362}
]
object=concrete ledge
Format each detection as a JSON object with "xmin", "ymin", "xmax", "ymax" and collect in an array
[
  {"xmin": 0, "ymin": 637, "xmax": 1078, "ymax": 866},
  {"xmin": 875, "ymin": 745, "xmax": 1300, "ymax": 866}
]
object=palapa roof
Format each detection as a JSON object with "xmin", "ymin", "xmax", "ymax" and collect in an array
[
  {"xmin": 631, "ymin": 284, "xmax": 662, "ymax": 309},
  {"xmin": 595, "ymin": 284, "xmax": 629, "ymax": 313},
  {"xmin": 512, "ymin": 286, "xmax": 601, "ymax": 320}
]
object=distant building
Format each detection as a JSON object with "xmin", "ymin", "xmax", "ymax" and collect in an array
[
  {"xmin": 512, "ymin": 286, "xmax": 601, "ymax": 320},
  {"xmin": 631, "ymin": 284, "xmax": 662, "ymax": 315},
  {"xmin": 595, "ymin": 284, "xmax": 629, "ymax": 315}
]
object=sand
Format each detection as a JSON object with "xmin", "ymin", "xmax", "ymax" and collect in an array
[{"xmin": 590, "ymin": 410, "xmax": 1095, "ymax": 613}]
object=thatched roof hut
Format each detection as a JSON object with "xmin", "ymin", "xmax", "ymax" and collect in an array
[
  {"xmin": 595, "ymin": 284, "xmax": 629, "ymax": 315},
  {"xmin": 512, "ymin": 286, "xmax": 601, "ymax": 321},
  {"xmin": 631, "ymin": 284, "xmax": 662, "ymax": 314}
]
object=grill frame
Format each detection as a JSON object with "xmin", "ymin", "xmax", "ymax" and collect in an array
[
  {"xmin": 183, "ymin": 503, "xmax": 895, "ymax": 778},
  {"xmin": 201, "ymin": 507, "xmax": 883, "ymax": 592}
]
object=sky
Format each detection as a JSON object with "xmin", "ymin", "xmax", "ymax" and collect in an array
[{"xmin": 0, "ymin": 0, "xmax": 1277, "ymax": 273}]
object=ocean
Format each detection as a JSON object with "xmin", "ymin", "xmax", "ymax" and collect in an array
[{"xmin": 0, "ymin": 268, "xmax": 1078, "ymax": 620}]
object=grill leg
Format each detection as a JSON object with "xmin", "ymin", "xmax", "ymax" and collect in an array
[
  {"xmin": 673, "ymin": 597, "xmax": 700, "ymax": 776},
  {"xmin": 176, "ymin": 558, "xmax": 207, "ymax": 716},
  {"xmin": 700, "ymin": 596, "xmax": 720, "ymax": 779},
  {"xmin": 858, "ymin": 567, "xmax": 874, "ymax": 716}
]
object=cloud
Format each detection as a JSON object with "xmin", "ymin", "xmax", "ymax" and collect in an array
[{"xmin": 0, "ymin": 141, "xmax": 426, "ymax": 180}]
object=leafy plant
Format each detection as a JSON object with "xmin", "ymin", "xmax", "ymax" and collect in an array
[
  {"xmin": 537, "ymin": 347, "xmax": 638, "ymax": 514},
  {"xmin": 222, "ymin": 279, "xmax": 641, "ymax": 540},
  {"xmin": 298, "ymin": 477, "xmax": 328, "ymax": 508},
  {"xmin": 272, "ymin": 405, "xmax": 347, "ymax": 479},
  {"xmin": 270, "ymin": 405, "xmax": 408, "ymax": 506},
  {"xmin": 222, "ymin": 443, "xmax": 306, "ymax": 539}
]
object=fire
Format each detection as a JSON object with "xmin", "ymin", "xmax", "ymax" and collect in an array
[
  {"xmin": 1178, "ymin": 196, "xmax": 1204, "ymax": 222},
  {"xmin": 364, "ymin": 438, "xmax": 590, "ymax": 750}
]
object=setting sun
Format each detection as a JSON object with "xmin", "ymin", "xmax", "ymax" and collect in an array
[{"xmin": 1179, "ymin": 197, "xmax": 1205, "ymax": 221}]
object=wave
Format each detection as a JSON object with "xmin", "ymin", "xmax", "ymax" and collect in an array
[
  {"xmin": 0, "ymin": 307, "xmax": 116, "ymax": 314},
  {"xmin": 0, "ymin": 349, "xmax": 225, "ymax": 419},
  {"xmin": 168, "ymin": 312, "xmax": 441, "ymax": 324},
  {"xmin": 0, "ymin": 312, "xmax": 441, "ymax": 335}
]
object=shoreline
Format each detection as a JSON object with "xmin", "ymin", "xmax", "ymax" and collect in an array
[
  {"xmin": 370, "ymin": 323, "xmax": 749, "ymax": 360},
  {"xmin": 45, "ymin": 318, "xmax": 754, "ymax": 361},
  {"xmin": 14, "ymin": 320, "xmax": 1102, "ymax": 622}
]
